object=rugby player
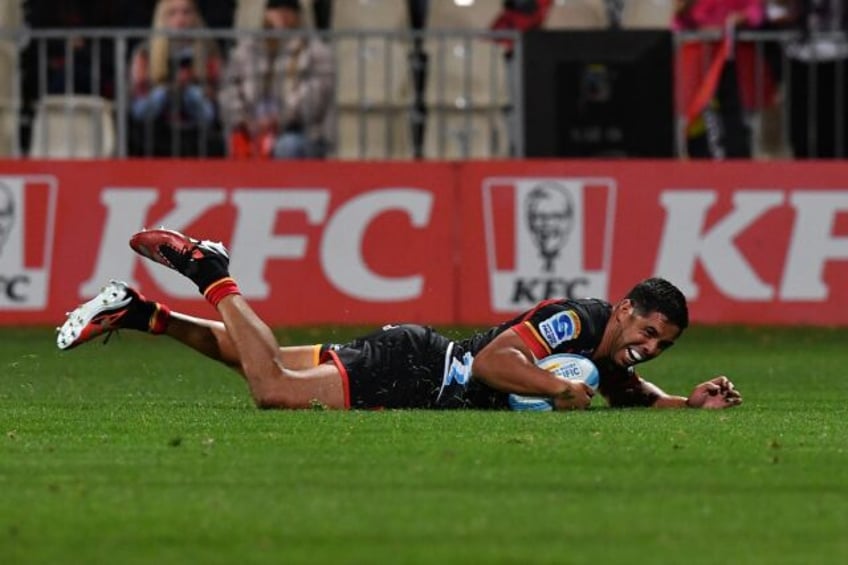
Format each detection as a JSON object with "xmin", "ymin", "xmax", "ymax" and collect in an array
[{"xmin": 57, "ymin": 229, "xmax": 742, "ymax": 411}]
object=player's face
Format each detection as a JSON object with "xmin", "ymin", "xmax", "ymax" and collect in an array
[{"xmin": 609, "ymin": 302, "xmax": 681, "ymax": 368}]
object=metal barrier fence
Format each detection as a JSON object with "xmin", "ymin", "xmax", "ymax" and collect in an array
[
  {"xmin": 2, "ymin": 27, "xmax": 848, "ymax": 160},
  {"xmin": 676, "ymin": 28, "xmax": 848, "ymax": 160},
  {"xmin": 0, "ymin": 27, "xmax": 522, "ymax": 160}
]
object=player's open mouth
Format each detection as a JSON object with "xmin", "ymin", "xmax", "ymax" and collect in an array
[{"xmin": 625, "ymin": 347, "xmax": 643, "ymax": 365}]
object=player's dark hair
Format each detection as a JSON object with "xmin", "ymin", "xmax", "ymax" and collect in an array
[{"xmin": 625, "ymin": 277, "xmax": 689, "ymax": 330}]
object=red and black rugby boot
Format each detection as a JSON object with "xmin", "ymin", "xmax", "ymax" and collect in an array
[
  {"xmin": 56, "ymin": 280, "xmax": 170, "ymax": 350},
  {"xmin": 129, "ymin": 228, "xmax": 230, "ymax": 294}
]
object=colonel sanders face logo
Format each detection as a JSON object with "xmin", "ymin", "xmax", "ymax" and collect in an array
[
  {"xmin": 0, "ymin": 182, "xmax": 14, "ymax": 255},
  {"xmin": 525, "ymin": 182, "xmax": 574, "ymax": 272}
]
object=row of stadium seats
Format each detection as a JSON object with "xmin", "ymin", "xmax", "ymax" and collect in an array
[{"xmin": 7, "ymin": 94, "xmax": 508, "ymax": 160}]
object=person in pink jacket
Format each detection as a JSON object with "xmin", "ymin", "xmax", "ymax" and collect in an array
[
  {"xmin": 674, "ymin": 0, "xmax": 779, "ymax": 158},
  {"xmin": 672, "ymin": 0, "xmax": 764, "ymax": 31}
]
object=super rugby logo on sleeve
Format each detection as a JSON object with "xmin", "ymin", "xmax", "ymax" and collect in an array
[
  {"xmin": 538, "ymin": 310, "xmax": 581, "ymax": 349},
  {"xmin": 0, "ymin": 176, "xmax": 58, "ymax": 309},
  {"xmin": 482, "ymin": 177, "xmax": 616, "ymax": 312}
]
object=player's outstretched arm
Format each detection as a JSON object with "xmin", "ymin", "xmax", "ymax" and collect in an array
[{"xmin": 642, "ymin": 375, "xmax": 742, "ymax": 409}]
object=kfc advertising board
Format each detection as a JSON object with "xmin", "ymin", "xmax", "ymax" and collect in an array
[
  {"xmin": 0, "ymin": 161, "xmax": 456, "ymax": 325},
  {"xmin": 459, "ymin": 161, "xmax": 848, "ymax": 325},
  {"xmin": 1, "ymin": 160, "xmax": 848, "ymax": 326}
]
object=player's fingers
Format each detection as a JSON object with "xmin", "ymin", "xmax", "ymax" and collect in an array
[
  {"xmin": 578, "ymin": 382, "xmax": 596, "ymax": 397},
  {"xmin": 724, "ymin": 394, "xmax": 743, "ymax": 406},
  {"xmin": 724, "ymin": 387, "xmax": 742, "ymax": 399},
  {"xmin": 713, "ymin": 376, "xmax": 731, "ymax": 389}
]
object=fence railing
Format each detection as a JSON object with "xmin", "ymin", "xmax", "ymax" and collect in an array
[
  {"xmin": 675, "ymin": 28, "xmax": 848, "ymax": 160},
  {"xmin": 2, "ymin": 27, "xmax": 848, "ymax": 160},
  {"xmin": 0, "ymin": 27, "xmax": 522, "ymax": 160}
]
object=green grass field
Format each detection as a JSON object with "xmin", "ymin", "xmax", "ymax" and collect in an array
[{"xmin": 2, "ymin": 325, "xmax": 848, "ymax": 564}]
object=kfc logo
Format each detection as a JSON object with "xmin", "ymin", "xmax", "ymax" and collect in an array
[
  {"xmin": 526, "ymin": 182, "xmax": 574, "ymax": 272},
  {"xmin": 482, "ymin": 177, "xmax": 616, "ymax": 311},
  {"xmin": 0, "ymin": 176, "xmax": 57, "ymax": 309}
]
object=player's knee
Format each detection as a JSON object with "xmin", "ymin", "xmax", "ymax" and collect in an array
[
  {"xmin": 254, "ymin": 395, "xmax": 285, "ymax": 409},
  {"xmin": 250, "ymin": 378, "xmax": 307, "ymax": 410},
  {"xmin": 252, "ymin": 388, "xmax": 298, "ymax": 410}
]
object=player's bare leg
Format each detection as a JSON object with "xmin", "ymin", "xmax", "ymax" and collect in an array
[
  {"xmin": 165, "ymin": 312, "xmax": 321, "ymax": 372},
  {"xmin": 211, "ymin": 293, "xmax": 345, "ymax": 408},
  {"xmin": 128, "ymin": 228, "xmax": 347, "ymax": 409}
]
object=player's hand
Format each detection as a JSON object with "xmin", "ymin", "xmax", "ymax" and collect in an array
[
  {"xmin": 553, "ymin": 380, "xmax": 595, "ymax": 411},
  {"xmin": 686, "ymin": 376, "xmax": 742, "ymax": 409}
]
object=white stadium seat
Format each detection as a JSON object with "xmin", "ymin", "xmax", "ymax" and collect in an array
[
  {"xmin": 544, "ymin": 0, "xmax": 608, "ymax": 29},
  {"xmin": 336, "ymin": 107, "xmax": 413, "ymax": 160},
  {"xmin": 331, "ymin": 0, "xmax": 408, "ymax": 30},
  {"xmin": 0, "ymin": 1, "xmax": 22, "ymax": 29},
  {"xmin": 425, "ymin": 0, "xmax": 509, "ymax": 108},
  {"xmin": 335, "ymin": 37, "xmax": 413, "ymax": 106},
  {"xmin": 622, "ymin": 0, "xmax": 673, "ymax": 29},
  {"xmin": 424, "ymin": 109, "xmax": 509, "ymax": 159},
  {"xmin": 426, "ymin": 0, "xmax": 502, "ymax": 30},
  {"xmin": 424, "ymin": 35, "xmax": 508, "ymax": 109},
  {"xmin": 29, "ymin": 95, "xmax": 116, "ymax": 159},
  {"xmin": 0, "ymin": 99, "xmax": 19, "ymax": 157},
  {"xmin": 234, "ymin": 0, "xmax": 265, "ymax": 29}
]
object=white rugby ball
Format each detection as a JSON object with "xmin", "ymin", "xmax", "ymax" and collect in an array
[{"xmin": 508, "ymin": 353, "xmax": 600, "ymax": 412}]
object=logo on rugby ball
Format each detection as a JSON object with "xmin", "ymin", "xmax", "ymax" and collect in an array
[{"xmin": 508, "ymin": 353, "xmax": 600, "ymax": 411}]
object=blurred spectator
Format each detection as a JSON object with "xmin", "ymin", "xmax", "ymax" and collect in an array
[
  {"xmin": 219, "ymin": 0, "xmax": 335, "ymax": 159},
  {"xmin": 786, "ymin": 0, "xmax": 848, "ymax": 158},
  {"xmin": 674, "ymin": 0, "xmax": 778, "ymax": 159},
  {"xmin": 674, "ymin": 0, "xmax": 765, "ymax": 30},
  {"xmin": 114, "ymin": 0, "xmax": 235, "ymax": 56},
  {"xmin": 128, "ymin": 0, "xmax": 225, "ymax": 157},
  {"xmin": 490, "ymin": 0, "xmax": 552, "ymax": 59}
]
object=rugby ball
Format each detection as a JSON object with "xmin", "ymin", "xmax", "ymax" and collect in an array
[{"xmin": 508, "ymin": 353, "xmax": 600, "ymax": 412}]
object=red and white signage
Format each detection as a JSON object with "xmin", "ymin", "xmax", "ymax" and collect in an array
[
  {"xmin": 0, "ymin": 175, "xmax": 57, "ymax": 310},
  {"xmin": 1, "ymin": 159, "xmax": 848, "ymax": 326},
  {"xmin": 479, "ymin": 176, "xmax": 616, "ymax": 313}
]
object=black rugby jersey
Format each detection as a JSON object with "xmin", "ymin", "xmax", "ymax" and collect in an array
[
  {"xmin": 322, "ymin": 298, "xmax": 644, "ymax": 409},
  {"xmin": 441, "ymin": 298, "xmax": 623, "ymax": 408}
]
